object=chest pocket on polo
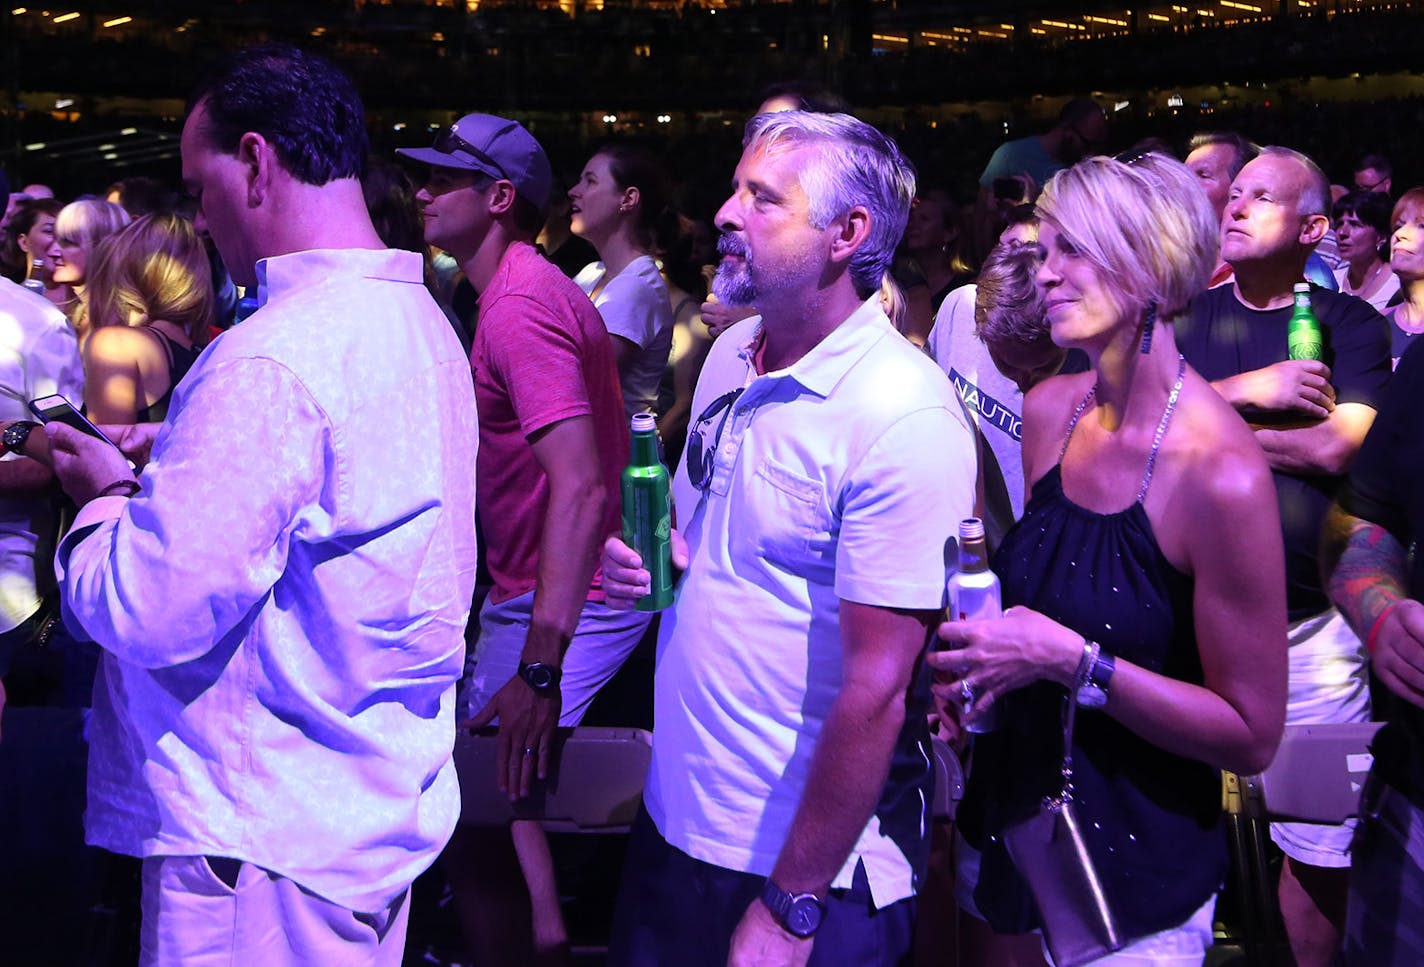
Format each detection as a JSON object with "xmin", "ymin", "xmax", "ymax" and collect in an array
[{"xmin": 752, "ymin": 458, "xmax": 835, "ymax": 576}]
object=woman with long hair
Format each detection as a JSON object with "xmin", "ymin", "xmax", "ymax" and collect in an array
[
  {"xmin": 81, "ymin": 212, "xmax": 209, "ymax": 425},
  {"xmin": 568, "ymin": 142, "xmax": 675, "ymax": 419},
  {"xmin": 930, "ymin": 152, "xmax": 1287, "ymax": 965}
]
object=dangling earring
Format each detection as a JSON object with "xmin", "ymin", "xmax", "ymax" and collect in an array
[{"xmin": 1140, "ymin": 302, "xmax": 1158, "ymax": 355}]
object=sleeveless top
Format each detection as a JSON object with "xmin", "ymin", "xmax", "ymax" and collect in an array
[
  {"xmin": 135, "ymin": 328, "xmax": 202, "ymax": 425},
  {"xmin": 958, "ymin": 356, "xmax": 1228, "ymax": 939}
]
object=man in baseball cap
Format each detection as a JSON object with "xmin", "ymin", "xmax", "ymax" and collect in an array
[
  {"xmin": 397, "ymin": 113, "xmax": 553, "ymax": 214},
  {"xmin": 401, "ymin": 117, "xmax": 648, "ymax": 963}
]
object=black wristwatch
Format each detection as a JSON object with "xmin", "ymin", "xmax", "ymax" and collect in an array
[
  {"xmin": 517, "ymin": 661, "xmax": 561, "ymax": 695},
  {"xmin": 2, "ymin": 420, "xmax": 40, "ymax": 455},
  {"xmin": 761, "ymin": 879, "xmax": 826, "ymax": 939}
]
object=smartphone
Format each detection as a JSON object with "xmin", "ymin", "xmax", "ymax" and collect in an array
[{"xmin": 29, "ymin": 395, "xmax": 116, "ymax": 446}]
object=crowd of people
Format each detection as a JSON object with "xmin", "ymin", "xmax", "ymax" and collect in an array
[{"xmin": 1, "ymin": 38, "xmax": 1422, "ymax": 967}]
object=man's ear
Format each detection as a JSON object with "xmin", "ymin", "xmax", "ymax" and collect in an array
[
  {"xmin": 486, "ymin": 180, "xmax": 519, "ymax": 217},
  {"xmin": 238, "ymin": 131, "xmax": 272, "ymax": 209},
  {"xmin": 1300, "ymin": 213, "xmax": 1329, "ymax": 247},
  {"xmin": 829, "ymin": 206, "xmax": 872, "ymax": 265}
]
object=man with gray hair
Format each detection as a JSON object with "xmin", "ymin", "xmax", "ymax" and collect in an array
[
  {"xmin": 601, "ymin": 111, "xmax": 976, "ymax": 965},
  {"xmin": 1179, "ymin": 144, "xmax": 1391, "ymax": 966}
]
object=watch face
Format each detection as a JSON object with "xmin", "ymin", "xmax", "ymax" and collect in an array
[
  {"xmin": 1078, "ymin": 685, "xmax": 1108, "ymax": 709},
  {"xmin": 521, "ymin": 662, "xmax": 558, "ymax": 692},
  {"xmin": 3, "ymin": 423, "xmax": 32, "ymax": 452},
  {"xmin": 785, "ymin": 897, "xmax": 823, "ymax": 938}
]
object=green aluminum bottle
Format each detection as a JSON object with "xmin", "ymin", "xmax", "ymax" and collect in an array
[
  {"xmin": 621, "ymin": 413, "xmax": 674, "ymax": 611},
  {"xmin": 1288, "ymin": 282, "xmax": 1324, "ymax": 362}
]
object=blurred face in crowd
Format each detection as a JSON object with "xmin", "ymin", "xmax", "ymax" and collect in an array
[
  {"xmin": 1390, "ymin": 201, "xmax": 1424, "ymax": 283},
  {"xmin": 1184, "ymin": 142, "xmax": 1237, "ymax": 220},
  {"xmin": 51, "ymin": 232, "xmax": 87, "ymax": 285},
  {"xmin": 415, "ymin": 166, "xmax": 491, "ymax": 262},
  {"xmin": 1062, "ymin": 111, "xmax": 1108, "ymax": 164},
  {"xmin": 180, "ymin": 99, "xmax": 261, "ymax": 288},
  {"xmin": 712, "ymin": 143, "xmax": 826, "ymax": 309},
  {"xmin": 1335, "ymin": 210, "xmax": 1384, "ymax": 270},
  {"xmin": 17, "ymin": 212, "xmax": 59, "ymax": 278},
  {"xmin": 567, "ymin": 152, "xmax": 626, "ymax": 250},
  {"xmin": 1355, "ymin": 167, "xmax": 1391, "ymax": 194},
  {"xmin": 1220, "ymin": 154, "xmax": 1322, "ymax": 268},
  {"xmin": 1036, "ymin": 220, "xmax": 1121, "ymax": 350},
  {"xmin": 903, "ymin": 195, "xmax": 954, "ymax": 254}
]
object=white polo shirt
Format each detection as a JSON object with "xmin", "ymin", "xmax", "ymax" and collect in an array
[{"xmin": 648, "ymin": 296, "xmax": 976, "ymax": 908}]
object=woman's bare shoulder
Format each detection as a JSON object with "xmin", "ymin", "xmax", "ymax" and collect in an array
[{"xmin": 1172, "ymin": 376, "xmax": 1275, "ymax": 511}]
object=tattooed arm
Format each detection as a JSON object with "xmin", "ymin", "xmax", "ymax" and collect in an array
[{"xmin": 1325, "ymin": 503, "xmax": 1424, "ymax": 708}]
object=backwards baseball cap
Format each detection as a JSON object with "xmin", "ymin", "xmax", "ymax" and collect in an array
[{"xmin": 397, "ymin": 113, "xmax": 552, "ymax": 214}]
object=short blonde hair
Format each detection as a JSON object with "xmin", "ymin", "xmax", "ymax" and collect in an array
[
  {"xmin": 1036, "ymin": 152, "xmax": 1217, "ymax": 320},
  {"xmin": 86, "ymin": 212, "xmax": 213, "ymax": 343},
  {"xmin": 54, "ymin": 198, "xmax": 130, "ymax": 253}
]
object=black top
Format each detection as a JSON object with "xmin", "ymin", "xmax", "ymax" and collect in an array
[
  {"xmin": 959, "ymin": 365, "xmax": 1227, "ymax": 939},
  {"xmin": 1179, "ymin": 283, "xmax": 1392, "ymax": 620},
  {"xmin": 1342, "ymin": 337, "xmax": 1424, "ymax": 806},
  {"xmin": 135, "ymin": 328, "xmax": 202, "ymax": 425}
]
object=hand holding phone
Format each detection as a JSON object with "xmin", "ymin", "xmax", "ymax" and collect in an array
[
  {"xmin": 29, "ymin": 395, "xmax": 136, "ymax": 504},
  {"xmin": 29, "ymin": 395, "xmax": 116, "ymax": 447}
]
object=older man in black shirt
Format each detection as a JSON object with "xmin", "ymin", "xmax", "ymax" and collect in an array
[{"xmin": 1178, "ymin": 145, "xmax": 1391, "ymax": 966}]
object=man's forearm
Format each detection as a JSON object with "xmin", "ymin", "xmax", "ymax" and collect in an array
[
  {"xmin": 1329, "ymin": 514, "xmax": 1409, "ymax": 640},
  {"xmin": 524, "ymin": 482, "xmax": 606, "ymax": 665},
  {"xmin": 0, "ymin": 456, "xmax": 56, "ymax": 494},
  {"xmin": 768, "ymin": 684, "xmax": 909, "ymax": 896},
  {"xmin": 1255, "ymin": 402, "xmax": 1373, "ymax": 475}
]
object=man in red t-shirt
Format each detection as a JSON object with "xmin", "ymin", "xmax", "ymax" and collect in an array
[{"xmin": 400, "ymin": 114, "xmax": 649, "ymax": 964}]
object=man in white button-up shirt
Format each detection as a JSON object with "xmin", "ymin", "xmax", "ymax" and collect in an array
[
  {"xmin": 38, "ymin": 45, "xmax": 478, "ymax": 967},
  {"xmin": 603, "ymin": 112, "xmax": 975, "ymax": 967}
]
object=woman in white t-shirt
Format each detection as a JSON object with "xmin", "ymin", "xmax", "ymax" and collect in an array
[{"xmin": 568, "ymin": 143, "xmax": 675, "ymax": 418}]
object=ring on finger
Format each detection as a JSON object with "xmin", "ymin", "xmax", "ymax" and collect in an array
[
  {"xmin": 960, "ymin": 678, "xmax": 976, "ymax": 709},
  {"xmin": 523, "ymin": 747, "xmax": 537, "ymax": 758}
]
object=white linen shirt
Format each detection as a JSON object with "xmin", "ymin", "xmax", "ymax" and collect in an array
[
  {"xmin": 56, "ymin": 248, "xmax": 479, "ymax": 913},
  {"xmin": 0, "ymin": 279, "xmax": 82, "ymax": 632},
  {"xmin": 650, "ymin": 296, "xmax": 976, "ymax": 908}
]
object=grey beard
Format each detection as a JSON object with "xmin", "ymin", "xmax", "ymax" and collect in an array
[{"xmin": 712, "ymin": 260, "xmax": 756, "ymax": 306}]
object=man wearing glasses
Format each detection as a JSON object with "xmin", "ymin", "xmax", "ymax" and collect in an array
[
  {"xmin": 399, "ymin": 113, "xmax": 650, "ymax": 963},
  {"xmin": 602, "ymin": 111, "xmax": 976, "ymax": 966},
  {"xmin": 1353, "ymin": 154, "xmax": 1393, "ymax": 196}
]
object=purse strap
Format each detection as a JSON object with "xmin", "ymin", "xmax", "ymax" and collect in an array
[{"xmin": 1050, "ymin": 640, "xmax": 1100, "ymax": 806}]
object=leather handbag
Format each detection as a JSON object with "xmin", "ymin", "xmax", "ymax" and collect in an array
[{"xmin": 1002, "ymin": 678, "xmax": 1126, "ymax": 967}]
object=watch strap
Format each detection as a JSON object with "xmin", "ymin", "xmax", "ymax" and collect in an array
[{"xmin": 760, "ymin": 879, "xmax": 825, "ymax": 938}]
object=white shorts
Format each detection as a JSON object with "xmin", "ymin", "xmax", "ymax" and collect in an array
[
  {"xmin": 1270, "ymin": 607, "xmax": 1372, "ymax": 868},
  {"xmin": 457, "ymin": 590, "xmax": 651, "ymax": 726},
  {"xmin": 140, "ymin": 856, "xmax": 407, "ymax": 967}
]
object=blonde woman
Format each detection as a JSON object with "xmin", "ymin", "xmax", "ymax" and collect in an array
[
  {"xmin": 52, "ymin": 198, "xmax": 130, "ymax": 335},
  {"xmin": 931, "ymin": 152, "xmax": 1287, "ymax": 964},
  {"xmin": 82, "ymin": 212, "xmax": 209, "ymax": 424}
]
